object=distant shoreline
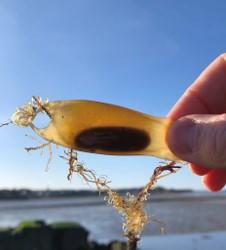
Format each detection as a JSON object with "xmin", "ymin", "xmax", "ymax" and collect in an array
[
  {"xmin": 0, "ymin": 191, "xmax": 225, "ymax": 211},
  {"xmin": 0, "ymin": 187, "xmax": 193, "ymax": 200}
]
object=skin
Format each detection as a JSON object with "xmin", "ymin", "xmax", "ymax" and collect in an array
[{"xmin": 167, "ymin": 53, "xmax": 226, "ymax": 192}]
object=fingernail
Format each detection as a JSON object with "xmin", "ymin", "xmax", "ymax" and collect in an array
[{"xmin": 167, "ymin": 118, "xmax": 196, "ymax": 158}]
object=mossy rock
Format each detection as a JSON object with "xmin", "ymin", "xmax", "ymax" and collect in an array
[
  {"xmin": 13, "ymin": 220, "xmax": 45, "ymax": 233},
  {"xmin": 12, "ymin": 220, "xmax": 53, "ymax": 250},
  {"xmin": 89, "ymin": 241, "xmax": 108, "ymax": 250},
  {"xmin": 0, "ymin": 228, "xmax": 11, "ymax": 233},
  {"xmin": 50, "ymin": 221, "xmax": 81, "ymax": 229},
  {"xmin": 109, "ymin": 241, "xmax": 127, "ymax": 250},
  {"xmin": 0, "ymin": 228, "xmax": 12, "ymax": 250},
  {"xmin": 51, "ymin": 221, "xmax": 89, "ymax": 250}
]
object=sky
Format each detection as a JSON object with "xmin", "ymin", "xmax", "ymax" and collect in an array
[{"xmin": 0, "ymin": 0, "xmax": 226, "ymax": 191}]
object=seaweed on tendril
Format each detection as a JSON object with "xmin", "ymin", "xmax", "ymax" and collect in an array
[{"xmin": 60, "ymin": 149, "xmax": 180, "ymax": 250}]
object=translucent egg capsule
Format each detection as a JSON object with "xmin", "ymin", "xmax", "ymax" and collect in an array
[{"xmin": 30, "ymin": 99, "xmax": 179, "ymax": 161}]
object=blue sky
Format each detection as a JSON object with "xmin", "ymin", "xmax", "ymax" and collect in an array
[{"xmin": 1, "ymin": 0, "xmax": 226, "ymax": 190}]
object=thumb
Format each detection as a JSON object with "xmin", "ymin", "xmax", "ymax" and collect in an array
[{"xmin": 167, "ymin": 114, "xmax": 226, "ymax": 168}]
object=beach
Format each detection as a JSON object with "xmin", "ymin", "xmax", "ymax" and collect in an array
[{"xmin": 0, "ymin": 191, "xmax": 226, "ymax": 249}]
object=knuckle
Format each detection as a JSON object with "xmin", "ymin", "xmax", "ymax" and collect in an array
[{"xmin": 201, "ymin": 119, "xmax": 226, "ymax": 166}]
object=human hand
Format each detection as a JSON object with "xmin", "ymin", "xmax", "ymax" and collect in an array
[{"xmin": 167, "ymin": 53, "xmax": 226, "ymax": 191}]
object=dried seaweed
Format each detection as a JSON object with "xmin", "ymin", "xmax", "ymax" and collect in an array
[{"xmin": 61, "ymin": 149, "xmax": 180, "ymax": 250}]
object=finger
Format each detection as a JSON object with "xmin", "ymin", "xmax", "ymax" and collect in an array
[
  {"xmin": 190, "ymin": 163, "xmax": 210, "ymax": 176},
  {"xmin": 202, "ymin": 169, "xmax": 226, "ymax": 192},
  {"xmin": 168, "ymin": 53, "xmax": 226, "ymax": 120},
  {"xmin": 167, "ymin": 114, "xmax": 226, "ymax": 168}
]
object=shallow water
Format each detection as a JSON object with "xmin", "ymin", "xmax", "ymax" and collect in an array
[{"xmin": 0, "ymin": 192, "xmax": 226, "ymax": 241}]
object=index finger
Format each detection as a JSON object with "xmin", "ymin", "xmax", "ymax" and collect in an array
[{"xmin": 168, "ymin": 53, "xmax": 226, "ymax": 120}]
